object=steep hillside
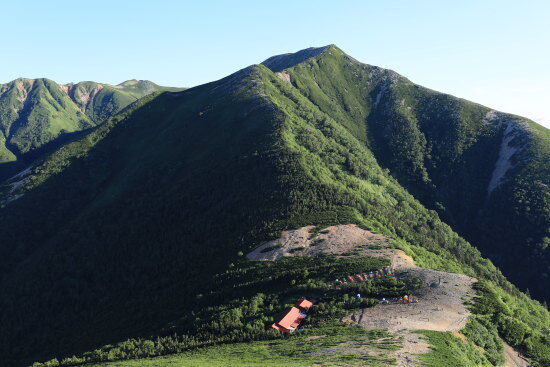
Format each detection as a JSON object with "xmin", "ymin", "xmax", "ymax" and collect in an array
[
  {"xmin": 0, "ymin": 78, "xmax": 183, "ymax": 180},
  {"xmin": 260, "ymin": 46, "xmax": 549, "ymax": 303},
  {"xmin": 0, "ymin": 47, "xmax": 548, "ymax": 367},
  {"xmin": 0, "ymin": 78, "xmax": 93, "ymax": 158},
  {"xmin": 68, "ymin": 79, "xmax": 183, "ymax": 122}
]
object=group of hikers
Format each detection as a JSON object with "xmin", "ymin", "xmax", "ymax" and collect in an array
[
  {"xmin": 333, "ymin": 266, "xmax": 418, "ymax": 305},
  {"xmin": 379, "ymin": 294, "xmax": 417, "ymax": 304},
  {"xmin": 335, "ymin": 266, "xmax": 395, "ymax": 284}
]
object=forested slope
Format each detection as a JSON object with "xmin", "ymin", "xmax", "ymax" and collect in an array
[
  {"xmin": 0, "ymin": 46, "xmax": 547, "ymax": 366},
  {"xmin": 0, "ymin": 78, "xmax": 182, "ymax": 180},
  {"xmin": 262, "ymin": 45, "xmax": 549, "ymax": 302}
]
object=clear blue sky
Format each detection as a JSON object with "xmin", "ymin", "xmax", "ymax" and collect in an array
[{"xmin": 3, "ymin": 0, "xmax": 549, "ymax": 127}]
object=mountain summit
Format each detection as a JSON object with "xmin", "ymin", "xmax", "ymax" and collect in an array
[
  {"xmin": 261, "ymin": 45, "xmax": 331, "ymax": 71},
  {"xmin": 0, "ymin": 46, "xmax": 548, "ymax": 367},
  {"xmin": 262, "ymin": 45, "xmax": 548, "ymax": 303}
]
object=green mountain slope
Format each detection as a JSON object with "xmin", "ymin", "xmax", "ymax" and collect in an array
[
  {"xmin": 0, "ymin": 78, "xmax": 183, "ymax": 180},
  {"xmin": 68, "ymin": 79, "xmax": 183, "ymax": 122},
  {"xmin": 0, "ymin": 78, "xmax": 93, "ymax": 158},
  {"xmin": 0, "ymin": 47, "xmax": 548, "ymax": 367},
  {"xmin": 260, "ymin": 46, "xmax": 549, "ymax": 303}
]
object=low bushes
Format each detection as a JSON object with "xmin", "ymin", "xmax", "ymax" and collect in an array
[
  {"xmin": 33, "ymin": 255, "xmax": 410, "ymax": 366},
  {"xmin": 471, "ymin": 281, "xmax": 550, "ymax": 367}
]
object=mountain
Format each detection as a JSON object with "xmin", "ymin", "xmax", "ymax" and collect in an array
[
  {"xmin": 0, "ymin": 46, "xmax": 548, "ymax": 367},
  {"xmin": 260, "ymin": 46, "xmax": 550, "ymax": 303},
  {"xmin": 65, "ymin": 79, "xmax": 183, "ymax": 122},
  {"xmin": 0, "ymin": 78, "xmax": 183, "ymax": 180}
]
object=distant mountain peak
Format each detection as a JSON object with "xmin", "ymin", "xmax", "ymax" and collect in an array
[
  {"xmin": 0, "ymin": 76, "xmax": 182, "ymax": 175},
  {"xmin": 117, "ymin": 79, "xmax": 140, "ymax": 86},
  {"xmin": 12, "ymin": 77, "xmax": 37, "ymax": 83}
]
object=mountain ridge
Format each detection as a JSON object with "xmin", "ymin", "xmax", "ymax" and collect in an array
[
  {"xmin": 0, "ymin": 45, "xmax": 548, "ymax": 367},
  {"xmin": 0, "ymin": 77, "xmax": 184, "ymax": 180},
  {"xmin": 257, "ymin": 44, "xmax": 548, "ymax": 302}
]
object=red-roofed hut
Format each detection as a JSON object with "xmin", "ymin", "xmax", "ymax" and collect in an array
[
  {"xmin": 295, "ymin": 297, "xmax": 313, "ymax": 312},
  {"xmin": 271, "ymin": 307, "xmax": 305, "ymax": 333}
]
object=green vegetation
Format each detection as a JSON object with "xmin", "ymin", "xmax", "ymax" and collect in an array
[
  {"xmin": 0, "ymin": 78, "xmax": 182, "ymax": 180},
  {"xmin": 76, "ymin": 324, "xmax": 398, "ymax": 367},
  {"xmin": 269, "ymin": 45, "xmax": 549, "ymax": 303},
  {"xmin": 0, "ymin": 46, "xmax": 547, "ymax": 367},
  {"xmin": 260, "ymin": 244, "xmax": 283, "ymax": 253},
  {"xmin": 32, "ymin": 255, "xmax": 408, "ymax": 366},
  {"xmin": 288, "ymin": 246, "xmax": 306, "ymax": 253},
  {"xmin": 0, "ymin": 78, "xmax": 92, "ymax": 157},
  {"xmin": 311, "ymin": 238, "xmax": 326, "ymax": 246},
  {"xmin": 70, "ymin": 80, "xmax": 183, "ymax": 122},
  {"xmin": 470, "ymin": 281, "xmax": 550, "ymax": 366},
  {"xmin": 417, "ymin": 331, "xmax": 492, "ymax": 367},
  {"xmin": 462, "ymin": 317, "xmax": 504, "ymax": 365}
]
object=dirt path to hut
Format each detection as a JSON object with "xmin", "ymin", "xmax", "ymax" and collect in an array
[{"xmin": 248, "ymin": 224, "xmax": 480, "ymax": 366}]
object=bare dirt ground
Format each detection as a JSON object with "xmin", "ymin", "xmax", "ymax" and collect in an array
[
  {"xmin": 248, "ymin": 224, "xmax": 478, "ymax": 366},
  {"xmin": 276, "ymin": 72, "xmax": 291, "ymax": 83},
  {"xmin": 391, "ymin": 331, "xmax": 430, "ymax": 367},
  {"xmin": 247, "ymin": 224, "xmax": 392, "ymax": 261},
  {"xmin": 488, "ymin": 122, "xmax": 520, "ymax": 193},
  {"xmin": 503, "ymin": 342, "xmax": 530, "ymax": 367},
  {"xmin": 344, "ymin": 265, "xmax": 475, "ymax": 332}
]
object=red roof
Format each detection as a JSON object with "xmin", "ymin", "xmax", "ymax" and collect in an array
[
  {"xmin": 295, "ymin": 297, "xmax": 313, "ymax": 311},
  {"xmin": 271, "ymin": 323, "xmax": 287, "ymax": 332},
  {"xmin": 273, "ymin": 307, "xmax": 305, "ymax": 332}
]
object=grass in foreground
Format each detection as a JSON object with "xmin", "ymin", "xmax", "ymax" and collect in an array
[
  {"xmin": 83, "ymin": 322, "xmax": 398, "ymax": 367},
  {"xmin": 34, "ymin": 255, "xmax": 411, "ymax": 366}
]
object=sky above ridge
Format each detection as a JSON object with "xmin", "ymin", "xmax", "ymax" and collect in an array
[{"xmin": 2, "ymin": 0, "xmax": 549, "ymax": 128}]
